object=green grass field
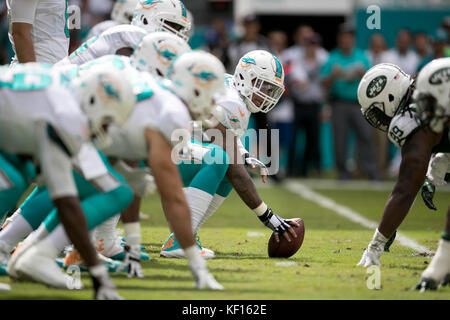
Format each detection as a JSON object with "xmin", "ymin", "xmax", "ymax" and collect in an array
[{"xmin": 1, "ymin": 179, "xmax": 449, "ymax": 300}]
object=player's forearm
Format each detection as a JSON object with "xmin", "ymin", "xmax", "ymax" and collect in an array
[
  {"xmin": 226, "ymin": 163, "xmax": 262, "ymax": 209},
  {"xmin": 12, "ymin": 24, "xmax": 36, "ymax": 63}
]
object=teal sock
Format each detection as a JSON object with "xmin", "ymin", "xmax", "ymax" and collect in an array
[
  {"xmin": 0, "ymin": 154, "xmax": 27, "ymax": 219},
  {"xmin": 442, "ymin": 232, "xmax": 450, "ymax": 241}
]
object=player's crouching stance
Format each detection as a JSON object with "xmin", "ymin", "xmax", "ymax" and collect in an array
[
  {"xmin": 0, "ymin": 63, "xmax": 135, "ymax": 299},
  {"xmin": 355, "ymin": 62, "xmax": 450, "ymax": 268},
  {"xmin": 65, "ymin": 51, "xmax": 226, "ymax": 288},
  {"xmin": 160, "ymin": 50, "xmax": 300, "ymax": 259},
  {"xmin": 412, "ymin": 58, "xmax": 450, "ymax": 291}
]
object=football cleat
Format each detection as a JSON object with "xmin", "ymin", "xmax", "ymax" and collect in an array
[
  {"xmin": 62, "ymin": 251, "xmax": 124, "ymax": 273},
  {"xmin": 7, "ymin": 238, "xmax": 37, "ymax": 279},
  {"xmin": 413, "ymin": 277, "xmax": 439, "ymax": 292},
  {"xmin": 13, "ymin": 239, "xmax": 76, "ymax": 289},
  {"xmin": 160, "ymin": 233, "xmax": 215, "ymax": 259}
]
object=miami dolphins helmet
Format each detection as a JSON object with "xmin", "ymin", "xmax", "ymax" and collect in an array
[
  {"xmin": 130, "ymin": 31, "xmax": 191, "ymax": 77},
  {"xmin": 73, "ymin": 68, "xmax": 136, "ymax": 147},
  {"xmin": 111, "ymin": 0, "xmax": 138, "ymax": 24},
  {"xmin": 233, "ymin": 50, "xmax": 285, "ymax": 113},
  {"xmin": 131, "ymin": 0, "xmax": 191, "ymax": 41},
  {"xmin": 165, "ymin": 51, "xmax": 226, "ymax": 123}
]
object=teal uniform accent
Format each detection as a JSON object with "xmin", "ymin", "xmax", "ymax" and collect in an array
[
  {"xmin": 70, "ymin": 35, "xmax": 100, "ymax": 59},
  {"xmin": 320, "ymin": 48, "xmax": 370, "ymax": 102},
  {"xmin": 42, "ymin": 151, "xmax": 133, "ymax": 232},
  {"xmin": 0, "ymin": 153, "xmax": 28, "ymax": 219},
  {"xmin": 14, "ymin": 150, "xmax": 132, "ymax": 234},
  {"xmin": 0, "ymin": 71, "xmax": 53, "ymax": 91},
  {"xmin": 177, "ymin": 140, "xmax": 230, "ymax": 196},
  {"xmin": 64, "ymin": 0, "xmax": 70, "ymax": 38}
]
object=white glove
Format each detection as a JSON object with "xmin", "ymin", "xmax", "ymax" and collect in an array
[
  {"xmin": 89, "ymin": 264, "xmax": 124, "ymax": 300},
  {"xmin": 357, "ymin": 229, "xmax": 388, "ymax": 267},
  {"xmin": 186, "ymin": 246, "xmax": 223, "ymax": 290},
  {"xmin": 119, "ymin": 245, "xmax": 144, "ymax": 278}
]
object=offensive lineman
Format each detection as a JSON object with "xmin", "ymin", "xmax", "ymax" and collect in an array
[{"xmin": 0, "ymin": 63, "xmax": 136, "ymax": 298}]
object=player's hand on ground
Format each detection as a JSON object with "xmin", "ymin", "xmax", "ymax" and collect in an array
[
  {"xmin": 259, "ymin": 208, "xmax": 299, "ymax": 243},
  {"xmin": 188, "ymin": 259, "xmax": 224, "ymax": 290},
  {"xmin": 90, "ymin": 264, "xmax": 124, "ymax": 300},
  {"xmin": 421, "ymin": 178, "xmax": 437, "ymax": 211},
  {"xmin": 357, "ymin": 244, "xmax": 383, "ymax": 267},
  {"xmin": 119, "ymin": 245, "xmax": 144, "ymax": 278}
]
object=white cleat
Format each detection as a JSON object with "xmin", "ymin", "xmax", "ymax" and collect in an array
[
  {"xmin": 160, "ymin": 247, "xmax": 215, "ymax": 259},
  {"xmin": 7, "ymin": 238, "xmax": 37, "ymax": 279},
  {"xmin": 13, "ymin": 239, "xmax": 77, "ymax": 289},
  {"xmin": 0, "ymin": 241, "xmax": 12, "ymax": 265}
]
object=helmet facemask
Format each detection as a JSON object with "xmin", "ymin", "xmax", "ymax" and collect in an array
[
  {"xmin": 363, "ymin": 102, "xmax": 392, "ymax": 132},
  {"xmin": 241, "ymin": 76, "xmax": 284, "ymax": 113}
]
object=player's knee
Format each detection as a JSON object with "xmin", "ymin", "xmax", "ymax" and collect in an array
[{"xmin": 205, "ymin": 146, "xmax": 229, "ymax": 175}]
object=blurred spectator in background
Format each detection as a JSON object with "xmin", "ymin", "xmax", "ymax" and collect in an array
[
  {"xmin": 228, "ymin": 14, "xmax": 271, "ymax": 151},
  {"xmin": 227, "ymin": 14, "xmax": 269, "ymax": 72},
  {"xmin": 442, "ymin": 16, "xmax": 450, "ymax": 57},
  {"xmin": 365, "ymin": 33, "xmax": 390, "ymax": 178},
  {"xmin": 267, "ymin": 30, "xmax": 294, "ymax": 180},
  {"xmin": 288, "ymin": 32, "xmax": 328, "ymax": 177},
  {"xmin": 414, "ymin": 31, "xmax": 432, "ymax": 71},
  {"xmin": 366, "ymin": 33, "xmax": 388, "ymax": 66},
  {"xmin": 384, "ymin": 29, "xmax": 419, "ymax": 76},
  {"xmin": 417, "ymin": 28, "xmax": 448, "ymax": 71},
  {"xmin": 206, "ymin": 18, "xmax": 231, "ymax": 68},
  {"xmin": 321, "ymin": 23, "xmax": 379, "ymax": 181}
]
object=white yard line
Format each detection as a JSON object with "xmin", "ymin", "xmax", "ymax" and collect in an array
[
  {"xmin": 284, "ymin": 180, "xmax": 434, "ymax": 254},
  {"xmin": 293, "ymin": 178, "xmax": 450, "ymax": 192}
]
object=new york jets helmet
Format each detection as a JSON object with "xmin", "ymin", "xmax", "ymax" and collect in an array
[
  {"xmin": 357, "ymin": 63, "xmax": 413, "ymax": 132},
  {"xmin": 413, "ymin": 57, "xmax": 450, "ymax": 133},
  {"xmin": 233, "ymin": 50, "xmax": 285, "ymax": 114},
  {"xmin": 73, "ymin": 68, "xmax": 136, "ymax": 147},
  {"xmin": 166, "ymin": 51, "xmax": 226, "ymax": 123},
  {"xmin": 131, "ymin": 0, "xmax": 191, "ymax": 41},
  {"xmin": 111, "ymin": 0, "xmax": 138, "ymax": 24},
  {"xmin": 130, "ymin": 31, "xmax": 191, "ymax": 77}
]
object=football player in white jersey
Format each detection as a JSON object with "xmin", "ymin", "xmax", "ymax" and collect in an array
[
  {"xmin": 85, "ymin": 0, "xmax": 139, "ymax": 41},
  {"xmin": 7, "ymin": 0, "xmax": 70, "ymax": 65},
  {"xmin": 55, "ymin": 0, "xmax": 191, "ymax": 67},
  {"xmin": 159, "ymin": 50, "xmax": 301, "ymax": 258},
  {"xmin": 412, "ymin": 58, "xmax": 450, "ymax": 291},
  {"xmin": 0, "ymin": 63, "xmax": 136, "ymax": 299},
  {"xmin": 355, "ymin": 63, "xmax": 450, "ymax": 269},
  {"xmin": 14, "ymin": 50, "xmax": 227, "ymax": 288},
  {"xmin": 0, "ymin": 32, "xmax": 192, "ymax": 277}
]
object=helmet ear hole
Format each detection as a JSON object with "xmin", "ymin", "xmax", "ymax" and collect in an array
[
  {"xmin": 143, "ymin": 18, "xmax": 148, "ymax": 25},
  {"xmin": 194, "ymin": 89, "xmax": 200, "ymax": 97},
  {"xmin": 90, "ymin": 96, "xmax": 95, "ymax": 105},
  {"xmin": 388, "ymin": 94, "xmax": 394, "ymax": 102}
]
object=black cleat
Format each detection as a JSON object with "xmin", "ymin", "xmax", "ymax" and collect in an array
[
  {"xmin": 440, "ymin": 273, "xmax": 450, "ymax": 287},
  {"xmin": 413, "ymin": 277, "xmax": 438, "ymax": 292}
]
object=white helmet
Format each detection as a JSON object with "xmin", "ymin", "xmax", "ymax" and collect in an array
[
  {"xmin": 166, "ymin": 51, "xmax": 226, "ymax": 122},
  {"xmin": 130, "ymin": 31, "xmax": 191, "ymax": 77},
  {"xmin": 131, "ymin": 0, "xmax": 191, "ymax": 41},
  {"xmin": 234, "ymin": 50, "xmax": 285, "ymax": 114},
  {"xmin": 111, "ymin": 0, "xmax": 138, "ymax": 24},
  {"xmin": 73, "ymin": 68, "xmax": 136, "ymax": 147},
  {"xmin": 413, "ymin": 57, "xmax": 450, "ymax": 133},
  {"xmin": 357, "ymin": 63, "xmax": 413, "ymax": 132}
]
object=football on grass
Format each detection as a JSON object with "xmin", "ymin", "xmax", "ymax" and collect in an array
[{"xmin": 268, "ymin": 218, "xmax": 305, "ymax": 258}]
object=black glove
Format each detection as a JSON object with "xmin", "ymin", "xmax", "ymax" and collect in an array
[
  {"xmin": 258, "ymin": 207, "xmax": 291, "ymax": 235},
  {"xmin": 421, "ymin": 178, "xmax": 437, "ymax": 211}
]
